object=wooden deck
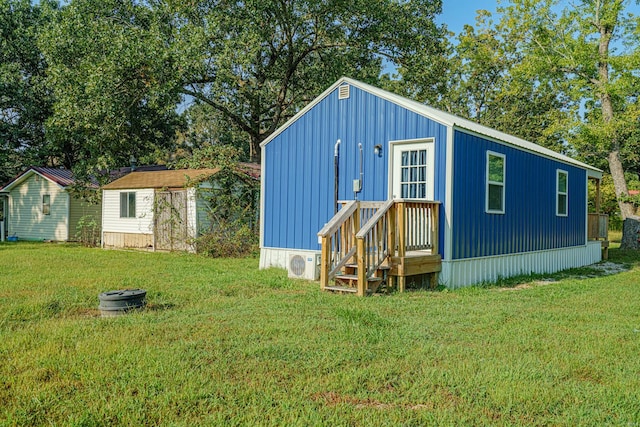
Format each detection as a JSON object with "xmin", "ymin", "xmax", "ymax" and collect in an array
[{"xmin": 318, "ymin": 199, "xmax": 441, "ymax": 296}]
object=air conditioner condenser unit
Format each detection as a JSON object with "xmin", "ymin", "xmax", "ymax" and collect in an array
[{"xmin": 288, "ymin": 253, "xmax": 321, "ymax": 281}]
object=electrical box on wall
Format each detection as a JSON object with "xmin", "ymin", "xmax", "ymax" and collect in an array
[{"xmin": 353, "ymin": 179, "xmax": 362, "ymax": 193}]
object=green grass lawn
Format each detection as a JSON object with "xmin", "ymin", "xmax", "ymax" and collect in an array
[{"xmin": 1, "ymin": 242, "xmax": 640, "ymax": 426}]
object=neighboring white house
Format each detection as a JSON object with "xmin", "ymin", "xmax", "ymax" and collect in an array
[
  {"xmin": 102, "ymin": 169, "xmax": 211, "ymax": 252},
  {"xmin": 0, "ymin": 167, "xmax": 101, "ymax": 241}
]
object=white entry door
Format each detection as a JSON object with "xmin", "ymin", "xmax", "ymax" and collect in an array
[{"xmin": 390, "ymin": 139, "xmax": 435, "ymax": 200}]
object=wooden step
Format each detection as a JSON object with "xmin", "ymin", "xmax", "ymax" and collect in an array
[
  {"xmin": 345, "ymin": 263, "xmax": 391, "ymax": 271},
  {"xmin": 324, "ymin": 285, "xmax": 358, "ymax": 293},
  {"xmin": 324, "ymin": 285, "xmax": 375, "ymax": 295},
  {"xmin": 335, "ymin": 274, "xmax": 383, "ymax": 282}
]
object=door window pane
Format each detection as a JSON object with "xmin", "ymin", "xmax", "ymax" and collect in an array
[
  {"xmin": 401, "ymin": 152, "xmax": 409, "ymax": 166},
  {"xmin": 399, "ymin": 148, "xmax": 428, "ymax": 199}
]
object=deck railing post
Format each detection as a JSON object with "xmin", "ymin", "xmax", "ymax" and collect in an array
[
  {"xmin": 386, "ymin": 202, "xmax": 396, "ymax": 291},
  {"xmin": 320, "ymin": 236, "xmax": 330, "ymax": 290},
  {"xmin": 387, "ymin": 202, "xmax": 396, "ymax": 256},
  {"xmin": 353, "ymin": 202, "xmax": 360, "ymax": 248},
  {"xmin": 396, "ymin": 201, "xmax": 406, "ymax": 292},
  {"xmin": 397, "ymin": 202, "xmax": 406, "ymax": 258},
  {"xmin": 431, "ymin": 203, "xmax": 439, "ymax": 255},
  {"xmin": 357, "ymin": 237, "xmax": 366, "ymax": 296}
]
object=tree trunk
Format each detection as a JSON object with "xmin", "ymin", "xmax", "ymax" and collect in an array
[
  {"xmin": 619, "ymin": 216, "xmax": 640, "ymax": 250},
  {"xmin": 608, "ymin": 150, "xmax": 636, "ymax": 219},
  {"xmin": 249, "ymin": 134, "xmax": 261, "ymax": 164},
  {"xmin": 596, "ymin": 16, "xmax": 636, "ymax": 243}
]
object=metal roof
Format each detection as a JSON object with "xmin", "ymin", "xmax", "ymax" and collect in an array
[
  {"xmin": 0, "ymin": 166, "xmax": 98, "ymax": 192},
  {"xmin": 261, "ymin": 77, "xmax": 600, "ymax": 174},
  {"xmin": 102, "ymin": 168, "xmax": 221, "ymax": 190},
  {"xmin": 102, "ymin": 163, "xmax": 261, "ymax": 190}
]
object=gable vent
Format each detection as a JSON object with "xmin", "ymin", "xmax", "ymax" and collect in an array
[{"xmin": 338, "ymin": 84, "xmax": 350, "ymax": 100}]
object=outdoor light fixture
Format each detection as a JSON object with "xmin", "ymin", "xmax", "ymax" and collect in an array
[{"xmin": 374, "ymin": 144, "xmax": 383, "ymax": 156}]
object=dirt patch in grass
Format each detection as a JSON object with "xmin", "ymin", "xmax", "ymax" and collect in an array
[
  {"xmin": 587, "ymin": 261, "xmax": 629, "ymax": 275},
  {"xmin": 500, "ymin": 279, "xmax": 556, "ymax": 291},
  {"xmin": 312, "ymin": 387, "xmax": 460, "ymax": 411}
]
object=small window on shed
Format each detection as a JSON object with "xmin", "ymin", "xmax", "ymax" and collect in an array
[
  {"xmin": 120, "ymin": 192, "xmax": 136, "ymax": 218},
  {"xmin": 42, "ymin": 194, "xmax": 50, "ymax": 215},
  {"xmin": 486, "ymin": 152, "xmax": 505, "ymax": 214},
  {"xmin": 557, "ymin": 170, "xmax": 568, "ymax": 216}
]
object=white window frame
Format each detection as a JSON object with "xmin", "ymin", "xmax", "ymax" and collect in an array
[
  {"xmin": 120, "ymin": 191, "xmax": 136, "ymax": 218},
  {"xmin": 388, "ymin": 138, "xmax": 435, "ymax": 201},
  {"xmin": 556, "ymin": 169, "xmax": 568, "ymax": 217},
  {"xmin": 485, "ymin": 151, "xmax": 505, "ymax": 214}
]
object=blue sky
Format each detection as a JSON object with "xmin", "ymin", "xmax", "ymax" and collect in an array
[
  {"xmin": 438, "ymin": 0, "xmax": 640, "ymax": 35},
  {"xmin": 438, "ymin": 0, "xmax": 499, "ymax": 34}
]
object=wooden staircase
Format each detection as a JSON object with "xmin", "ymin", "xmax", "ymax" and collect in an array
[
  {"xmin": 326, "ymin": 263, "xmax": 390, "ymax": 294},
  {"xmin": 317, "ymin": 199, "xmax": 441, "ymax": 296}
]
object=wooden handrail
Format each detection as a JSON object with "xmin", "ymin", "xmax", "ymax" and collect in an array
[
  {"xmin": 317, "ymin": 200, "xmax": 357, "ymax": 238},
  {"xmin": 356, "ymin": 199, "xmax": 395, "ymax": 239}
]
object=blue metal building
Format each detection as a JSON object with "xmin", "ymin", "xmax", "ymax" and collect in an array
[{"xmin": 259, "ymin": 78, "xmax": 603, "ymax": 288}]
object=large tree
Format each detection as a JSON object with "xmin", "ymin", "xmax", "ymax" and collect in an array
[
  {"xmin": 0, "ymin": 0, "xmax": 56, "ymax": 184},
  {"xmin": 40, "ymin": 0, "xmax": 183, "ymax": 179},
  {"xmin": 43, "ymin": 0, "xmax": 446, "ymax": 166},
  {"xmin": 499, "ymin": 0, "xmax": 640, "ymax": 220},
  {"xmin": 390, "ymin": 9, "xmax": 573, "ymax": 153}
]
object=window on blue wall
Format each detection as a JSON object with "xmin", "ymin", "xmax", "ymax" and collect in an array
[
  {"xmin": 486, "ymin": 152, "xmax": 505, "ymax": 214},
  {"xmin": 557, "ymin": 170, "xmax": 568, "ymax": 216},
  {"xmin": 120, "ymin": 192, "xmax": 136, "ymax": 218}
]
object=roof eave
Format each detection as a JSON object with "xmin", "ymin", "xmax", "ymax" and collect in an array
[
  {"xmin": 261, "ymin": 77, "xmax": 601, "ymax": 173},
  {"xmin": 1, "ymin": 168, "xmax": 67, "ymax": 192}
]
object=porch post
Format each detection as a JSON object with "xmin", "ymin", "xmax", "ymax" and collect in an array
[
  {"xmin": 356, "ymin": 237, "xmax": 366, "ymax": 296},
  {"xmin": 397, "ymin": 201, "xmax": 406, "ymax": 292},
  {"xmin": 595, "ymin": 178, "xmax": 601, "ymax": 214},
  {"xmin": 320, "ymin": 236, "xmax": 330, "ymax": 290},
  {"xmin": 431, "ymin": 203, "xmax": 439, "ymax": 255}
]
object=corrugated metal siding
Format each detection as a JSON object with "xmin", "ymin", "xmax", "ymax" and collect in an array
[
  {"xmin": 441, "ymin": 242, "xmax": 602, "ymax": 288},
  {"xmin": 8, "ymin": 174, "xmax": 69, "ymax": 240},
  {"xmin": 451, "ymin": 131, "xmax": 586, "ymax": 259},
  {"xmin": 263, "ymin": 84, "xmax": 448, "ymax": 251}
]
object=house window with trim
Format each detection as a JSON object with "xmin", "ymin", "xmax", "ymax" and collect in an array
[
  {"xmin": 42, "ymin": 194, "xmax": 50, "ymax": 215},
  {"xmin": 557, "ymin": 170, "xmax": 568, "ymax": 216},
  {"xmin": 486, "ymin": 152, "xmax": 505, "ymax": 214},
  {"xmin": 120, "ymin": 192, "xmax": 136, "ymax": 218}
]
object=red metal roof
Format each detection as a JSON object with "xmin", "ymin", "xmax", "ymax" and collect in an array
[
  {"xmin": 31, "ymin": 167, "xmax": 76, "ymax": 187},
  {"xmin": 0, "ymin": 166, "xmax": 99, "ymax": 192}
]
